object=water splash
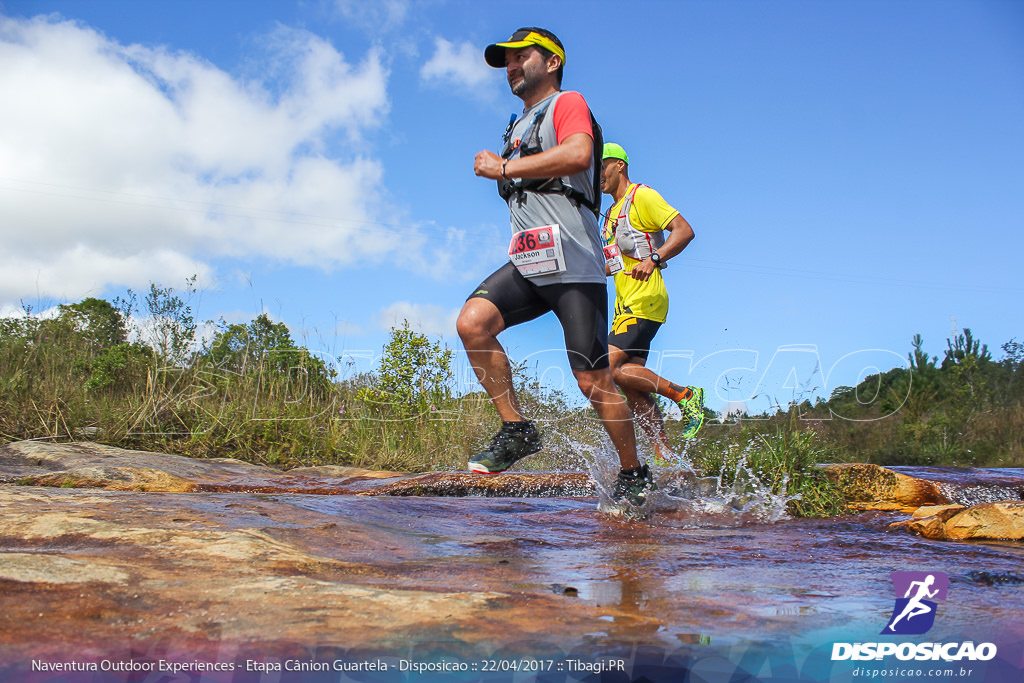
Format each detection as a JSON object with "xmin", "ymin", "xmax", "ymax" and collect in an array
[{"xmin": 579, "ymin": 438, "xmax": 797, "ymax": 526}]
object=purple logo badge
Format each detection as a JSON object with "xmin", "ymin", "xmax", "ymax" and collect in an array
[{"xmin": 882, "ymin": 572, "xmax": 949, "ymax": 635}]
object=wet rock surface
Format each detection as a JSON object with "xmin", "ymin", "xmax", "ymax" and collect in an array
[
  {"xmin": 822, "ymin": 462, "xmax": 1024, "ymax": 541},
  {"xmin": 0, "ymin": 486, "xmax": 520, "ymax": 665},
  {"xmin": 890, "ymin": 465, "xmax": 1024, "ymax": 506},
  {"xmin": 0, "ymin": 440, "xmax": 277, "ymax": 483},
  {"xmin": 361, "ymin": 471, "xmax": 595, "ymax": 497},
  {"xmin": 893, "ymin": 502, "xmax": 1024, "ymax": 541},
  {"xmin": 1, "ymin": 441, "xmax": 1023, "ymax": 675},
  {"xmin": 0, "ymin": 441, "xmax": 407, "ymax": 494},
  {"xmin": 821, "ymin": 463, "xmax": 949, "ymax": 512}
]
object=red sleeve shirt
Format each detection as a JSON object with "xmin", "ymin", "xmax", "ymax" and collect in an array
[{"xmin": 552, "ymin": 91, "xmax": 594, "ymax": 145}]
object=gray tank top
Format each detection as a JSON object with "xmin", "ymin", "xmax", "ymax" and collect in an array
[{"xmin": 499, "ymin": 91, "xmax": 604, "ymax": 285}]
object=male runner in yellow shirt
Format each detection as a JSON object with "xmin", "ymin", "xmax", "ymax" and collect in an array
[{"xmin": 601, "ymin": 143, "xmax": 705, "ymax": 465}]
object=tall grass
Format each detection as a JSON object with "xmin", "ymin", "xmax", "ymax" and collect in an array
[
  {"xmin": 0, "ymin": 313, "xmax": 494, "ymax": 471},
  {"xmin": 671, "ymin": 413, "xmax": 849, "ymax": 517}
]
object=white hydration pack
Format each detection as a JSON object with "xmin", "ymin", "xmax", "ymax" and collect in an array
[{"xmin": 607, "ymin": 184, "xmax": 666, "ymax": 262}]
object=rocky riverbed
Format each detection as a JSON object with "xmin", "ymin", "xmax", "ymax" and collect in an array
[{"xmin": 1, "ymin": 441, "xmax": 1023, "ymax": 682}]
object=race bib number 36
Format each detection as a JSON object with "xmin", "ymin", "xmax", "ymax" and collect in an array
[{"xmin": 508, "ymin": 224, "xmax": 566, "ymax": 277}]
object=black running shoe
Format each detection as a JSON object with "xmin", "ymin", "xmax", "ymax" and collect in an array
[
  {"xmin": 613, "ymin": 463, "xmax": 658, "ymax": 507},
  {"xmin": 468, "ymin": 421, "xmax": 542, "ymax": 473}
]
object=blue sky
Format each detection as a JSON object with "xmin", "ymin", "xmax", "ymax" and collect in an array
[{"xmin": 1, "ymin": 0, "xmax": 1021, "ymax": 416}]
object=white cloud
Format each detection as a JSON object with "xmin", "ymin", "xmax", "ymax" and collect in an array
[
  {"xmin": 0, "ymin": 15, "xmax": 398, "ymax": 305},
  {"xmin": 333, "ymin": 319, "xmax": 366, "ymax": 337},
  {"xmin": 375, "ymin": 301, "xmax": 460, "ymax": 338},
  {"xmin": 333, "ymin": 0, "xmax": 409, "ymax": 31},
  {"xmin": 0, "ymin": 244, "xmax": 211, "ymax": 306},
  {"xmin": 420, "ymin": 37, "xmax": 494, "ymax": 94}
]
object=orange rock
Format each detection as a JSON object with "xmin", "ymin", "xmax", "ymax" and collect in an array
[
  {"xmin": 943, "ymin": 502, "xmax": 1024, "ymax": 541},
  {"xmin": 911, "ymin": 504, "xmax": 966, "ymax": 519},
  {"xmin": 890, "ymin": 502, "xmax": 1024, "ymax": 541},
  {"xmin": 821, "ymin": 463, "xmax": 948, "ymax": 512},
  {"xmin": 889, "ymin": 504, "xmax": 965, "ymax": 539},
  {"xmin": 24, "ymin": 466, "xmax": 197, "ymax": 493}
]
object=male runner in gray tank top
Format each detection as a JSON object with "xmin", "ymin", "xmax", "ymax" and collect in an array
[{"xmin": 456, "ymin": 27, "xmax": 657, "ymax": 507}]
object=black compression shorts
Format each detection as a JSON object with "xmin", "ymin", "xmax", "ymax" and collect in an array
[
  {"xmin": 468, "ymin": 262, "xmax": 609, "ymax": 371},
  {"xmin": 607, "ymin": 315, "xmax": 662, "ymax": 362}
]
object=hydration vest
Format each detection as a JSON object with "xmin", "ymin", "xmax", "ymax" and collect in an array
[
  {"xmin": 605, "ymin": 183, "xmax": 667, "ymax": 262},
  {"xmin": 497, "ymin": 92, "xmax": 603, "ymax": 216}
]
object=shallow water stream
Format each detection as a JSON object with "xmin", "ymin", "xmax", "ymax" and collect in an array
[
  {"xmin": 2, "ymin": 448, "xmax": 1023, "ymax": 682},
  {"xmin": 133, "ymin": 487, "xmax": 1024, "ymax": 681}
]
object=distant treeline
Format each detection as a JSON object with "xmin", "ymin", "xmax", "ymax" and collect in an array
[{"xmin": 698, "ymin": 329, "xmax": 1023, "ymax": 468}]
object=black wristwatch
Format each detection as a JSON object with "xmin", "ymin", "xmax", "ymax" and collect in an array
[{"xmin": 650, "ymin": 252, "xmax": 662, "ymax": 266}]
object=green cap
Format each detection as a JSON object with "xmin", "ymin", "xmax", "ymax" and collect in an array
[{"xmin": 603, "ymin": 142, "xmax": 629, "ymax": 164}]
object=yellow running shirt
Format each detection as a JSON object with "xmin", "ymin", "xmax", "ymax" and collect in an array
[{"xmin": 603, "ymin": 184, "xmax": 680, "ymax": 323}]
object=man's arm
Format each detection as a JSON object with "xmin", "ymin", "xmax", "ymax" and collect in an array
[
  {"xmin": 629, "ymin": 213, "xmax": 695, "ymax": 282},
  {"xmin": 474, "ymin": 133, "xmax": 592, "ymax": 181}
]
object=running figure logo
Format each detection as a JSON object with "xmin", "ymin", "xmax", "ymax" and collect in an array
[{"xmin": 883, "ymin": 572, "xmax": 949, "ymax": 635}]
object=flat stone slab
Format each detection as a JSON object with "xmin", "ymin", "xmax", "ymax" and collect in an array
[
  {"xmin": 0, "ymin": 440, "xmax": 277, "ymax": 481},
  {"xmin": 360, "ymin": 471, "xmax": 596, "ymax": 497},
  {"xmin": 0, "ymin": 441, "xmax": 596, "ymax": 498},
  {"xmin": 0, "ymin": 441, "xmax": 407, "ymax": 494},
  {"xmin": 0, "ymin": 487, "xmax": 516, "ymax": 664},
  {"xmin": 5, "ymin": 442, "xmax": 1024, "ymax": 508}
]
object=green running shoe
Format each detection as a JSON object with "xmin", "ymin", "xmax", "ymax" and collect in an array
[
  {"xmin": 678, "ymin": 386, "xmax": 705, "ymax": 439},
  {"xmin": 468, "ymin": 421, "xmax": 542, "ymax": 473},
  {"xmin": 612, "ymin": 463, "xmax": 658, "ymax": 508}
]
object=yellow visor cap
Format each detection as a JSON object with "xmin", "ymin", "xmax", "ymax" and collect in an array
[{"xmin": 485, "ymin": 30, "xmax": 566, "ymax": 68}]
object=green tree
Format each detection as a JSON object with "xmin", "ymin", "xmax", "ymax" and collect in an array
[
  {"xmin": 885, "ymin": 333, "xmax": 940, "ymax": 424},
  {"xmin": 52, "ymin": 297, "xmax": 152, "ymax": 392},
  {"xmin": 995, "ymin": 338, "xmax": 1024, "ymax": 403},
  {"xmin": 207, "ymin": 314, "xmax": 297, "ymax": 374},
  {"xmin": 934, "ymin": 328, "xmax": 993, "ymax": 458},
  {"xmin": 82, "ymin": 341, "xmax": 153, "ymax": 392},
  {"xmin": 144, "ymin": 277, "xmax": 197, "ymax": 365},
  {"xmin": 58, "ymin": 297, "xmax": 128, "ymax": 351},
  {"xmin": 361, "ymin": 321, "xmax": 453, "ymax": 416},
  {"xmin": 942, "ymin": 327, "xmax": 991, "ymax": 370},
  {"xmin": 1002, "ymin": 338, "xmax": 1024, "ymax": 371},
  {"xmin": 204, "ymin": 313, "xmax": 334, "ymax": 395}
]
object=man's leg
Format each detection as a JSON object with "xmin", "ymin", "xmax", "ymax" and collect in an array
[
  {"xmin": 457, "ymin": 274, "xmax": 545, "ymax": 474},
  {"xmin": 607, "ymin": 346, "xmax": 671, "ymax": 450},
  {"xmin": 573, "ymin": 367, "xmax": 640, "ymax": 471},
  {"xmin": 607, "ymin": 317, "xmax": 705, "ymax": 440},
  {"xmin": 614, "ymin": 358, "xmax": 705, "ymax": 439},
  {"xmin": 575, "ymin": 367, "xmax": 659, "ymax": 508},
  {"xmin": 607, "ymin": 316, "xmax": 696, "ymax": 402},
  {"xmin": 456, "ymin": 296, "xmax": 525, "ymax": 422},
  {"xmin": 613, "ymin": 356, "xmax": 690, "ymax": 403}
]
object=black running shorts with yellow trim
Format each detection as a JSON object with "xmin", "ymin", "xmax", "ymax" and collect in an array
[
  {"xmin": 468, "ymin": 262, "xmax": 610, "ymax": 371},
  {"xmin": 607, "ymin": 314, "xmax": 662, "ymax": 362}
]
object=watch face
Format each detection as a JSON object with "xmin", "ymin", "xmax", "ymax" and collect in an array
[{"xmin": 651, "ymin": 253, "xmax": 661, "ymax": 263}]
